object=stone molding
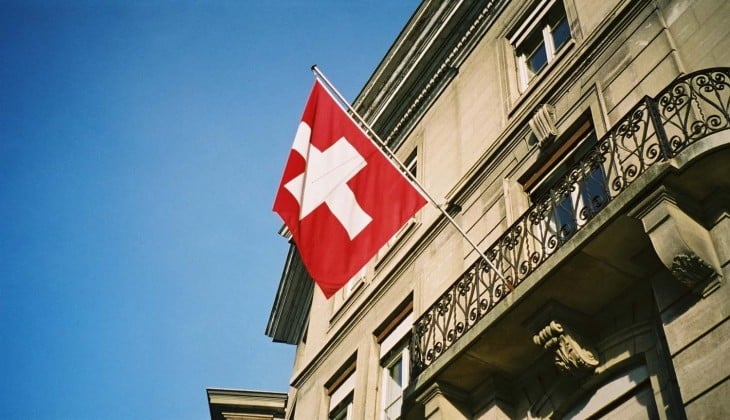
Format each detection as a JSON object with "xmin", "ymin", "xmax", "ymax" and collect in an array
[
  {"xmin": 469, "ymin": 375, "xmax": 515, "ymax": 418},
  {"xmin": 354, "ymin": 0, "xmax": 509, "ymax": 147},
  {"xmin": 415, "ymin": 382, "xmax": 471, "ymax": 420}
]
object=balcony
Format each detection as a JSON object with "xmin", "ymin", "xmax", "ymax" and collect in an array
[{"xmin": 409, "ymin": 67, "xmax": 730, "ymax": 385}]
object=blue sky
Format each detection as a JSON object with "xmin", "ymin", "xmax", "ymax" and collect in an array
[{"xmin": 0, "ymin": 1, "xmax": 418, "ymax": 418}]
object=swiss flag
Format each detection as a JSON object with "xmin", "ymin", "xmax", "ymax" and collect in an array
[{"xmin": 273, "ymin": 81, "xmax": 427, "ymax": 298}]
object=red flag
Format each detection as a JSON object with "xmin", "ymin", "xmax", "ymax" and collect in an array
[{"xmin": 273, "ymin": 81, "xmax": 427, "ymax": 298}]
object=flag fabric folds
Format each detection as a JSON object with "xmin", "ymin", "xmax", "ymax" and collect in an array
[{"xmin": 273, "ymin": 81, "xmax": 427, "ymax": 298}]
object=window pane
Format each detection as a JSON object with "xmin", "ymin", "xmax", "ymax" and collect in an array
[
  {"xmin": 388, "ymin": 359, "xmax": 402, "ymax": 386},
  {"xmin": 330, "ymin": 408, "xmax": 346, "ymax": 420},
  {"xmin": 404, "ymin": 149, "xmax": 417, "ymax": 178},
  {"xmin": 547, "ymin": 2, "xmax": 571, "ymax": 52},
  {"xmin": 329, "ymin": 401, "xmax": 351, "ymax": 420},
  {"xmin": 519, "ymin": 27, "xmax": 548, "ymax": 78},
  {"xmin": 526, "ymin": 44, "xmax": 548, "ymax": 75},
  {"xmin": 551, "ymin": 17, "xmax": 571, "ymax": 51},
  {"xmin": 579, "ymin": 166, "xmax": 608, "ymax": 219},
  {"xmin": 550, "ymin": 194, "xmax": 576, "ymax": 242},
  {"xmin": 385, "ymin": 358, "xmax": 403, "ymax": 403}
]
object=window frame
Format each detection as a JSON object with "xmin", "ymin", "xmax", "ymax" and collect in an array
[
  {"xmin": 375, "ymin": 301, "xmax": 413, "ymax": 420},
  {"xmin": 326, "ymin": 364, "xmax": 356, "ymax": 420},
  {"xmin": 381, "ymin": 345, "xmax": 409, "ymax": 420},
  {"xmin": 329, "ymin": 395, "xmax": 353, "ymax": 420},
  {"xmin": 510, "ymin": 0, "xmax": 573, "ymax": 92}
]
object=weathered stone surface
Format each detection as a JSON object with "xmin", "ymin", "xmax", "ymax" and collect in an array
[
  {"xmin": 684, "ymin": 376, "xmax": 730, "ymax": 419},
  {"xmin": 673, "ymin": 318, "xmax": 730, "ymax": 400}
]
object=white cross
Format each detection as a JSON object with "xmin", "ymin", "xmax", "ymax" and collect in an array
[{"xmin": 285, "ymin": 122, "xmax": 373, "ymax": 239}]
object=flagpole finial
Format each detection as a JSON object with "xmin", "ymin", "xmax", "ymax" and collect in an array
[{"xmin": 311, "ymin": 64, "xmax": 318, "ymax": 71}]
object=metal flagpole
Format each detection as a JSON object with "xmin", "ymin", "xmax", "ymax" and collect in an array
[{"xmin": 311, "ymin": 65, "xmax": 512, "ymax": 289}]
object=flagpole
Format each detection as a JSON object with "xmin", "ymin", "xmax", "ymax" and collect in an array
[{"xmin": 311, "ymin": 65, "xmax": 512, "ymax": 289}]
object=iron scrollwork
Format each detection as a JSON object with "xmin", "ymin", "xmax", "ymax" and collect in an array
[{"xmin": 410, "ymin": 68, "xmax": 730, "ymax": 379}]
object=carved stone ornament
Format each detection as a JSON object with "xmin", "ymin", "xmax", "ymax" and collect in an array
[
  {"xmin": 528, "ymin": 104, "xmax": 559, "ymax": 148},
  {"xmin": 671, "ymin": 252, "xmax": 718, "ymax": 289},
  {"xmin": 533, "ymin": 321, "xmax": 599, "ymax": 375}
]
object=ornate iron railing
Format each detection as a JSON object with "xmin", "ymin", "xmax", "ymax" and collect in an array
[{"xmin": 410, "ymin": 68, "xmax": 730, "ymax": 378}]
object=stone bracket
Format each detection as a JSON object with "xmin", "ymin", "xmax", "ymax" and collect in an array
[
  {"xmin": 529, "ymin": 103, "xmax": 559, "ymax": 148},
  {"xmin": 525, "ymin": 302, "xmax": 599, "ymax": 375},
  {"xmin": 630, "ymin": 186, "xmax": 722, "ymax": 293},
  {"xmin": 533, "ymin": 321, "xmax": 600, "ymax": 375}
]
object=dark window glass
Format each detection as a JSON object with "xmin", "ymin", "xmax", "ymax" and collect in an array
[
  {"xmin": 388, "ymin": 359, "xmax": 402, "ymax": 387},
  {"xmin": 551, "ymin": 16, "xmax": 571, "ymax": 51},
  {"xmin": 521, "ymin": 31, "xmax": 548, "ymax": 76},
  {"xmin": 579, "ymin": 166, "xmax": 608, "ymax": 218},
  {"xmin": 526, "ymin": 42, "xmax": 548, "ymax": 75},
  {"xmin": 329, "ymin": 396, "xmax": 352, "ymax": 420},
  {"xmin": 404, "ymin": 149, "xmax": 417, "ymax": 178},
  {"xmin": 551, "ymin": 194, "xmax": 576, "ymax": 242}
]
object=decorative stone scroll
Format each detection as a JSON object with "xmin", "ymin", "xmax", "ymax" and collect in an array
[
  {"xmin": 529, "ymin": 104, "xmax": 559, "ymax": 148},
  {"xmin": 533, "ymin": 321, "xmax": 599, "ymax": 375}
]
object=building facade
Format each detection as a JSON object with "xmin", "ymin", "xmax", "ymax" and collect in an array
[{"xmin": 265, "ymin": 0, "xmax": 730, "ymax": 418}]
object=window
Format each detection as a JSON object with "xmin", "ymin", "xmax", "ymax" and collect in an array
[
  {"xmin": 520, "ymin": 118, "xmax": 608, "ymax": 246},
  {"xmin": 329, "ymin": 396, "xmax": 353, "ymax": 420},
  {"xmin": 344, "ymin": 267, "xmax": 366, "ymax": 299},
  {"xmin": 511, "ymin": 0, "xmax": 572, "ymax": 91},
  {"xmin": 327, "ymin": 367, "xmax": 355, "ymax": 420},
  {"xmin": 330, "ymin": 267, "xmax": 367, "ymax": 313},
  {"xmin": 375, "ymin": 302, "xmax": 413, "ymax": 420},
  {"xmin": 382, "ymin": 346, "xmax": 409, "ymax": 420},
  {"xmin": 546, "ymin": 158, "xmax": 607, "ymax": 242}
]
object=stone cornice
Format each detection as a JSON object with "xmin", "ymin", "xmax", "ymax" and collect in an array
[
  {"xmin": 354, "ymin": 0, "xmax": 509, "ymax": 149},
  {"xmin": 206, "ymin": 388, "xmax": 287, "ymax": 411}
]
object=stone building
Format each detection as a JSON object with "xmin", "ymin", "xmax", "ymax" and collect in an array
[
  {"xmin": 263, "ymin": 0, "xmax": 730, "ymax": 418},
  {"xmin": 207, "ymin": 389, "xmax": 287, "ymax": 420}
]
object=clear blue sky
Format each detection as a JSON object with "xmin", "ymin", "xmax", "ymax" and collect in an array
[{"xmin": 0, "ymin": 1, "xmax": 418, "ymax": 418}]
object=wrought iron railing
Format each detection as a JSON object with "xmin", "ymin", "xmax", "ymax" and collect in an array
[{"xmin": 410, "ymin": 67, "xmax": 730, "ymax": 378}]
